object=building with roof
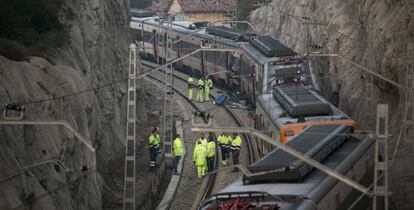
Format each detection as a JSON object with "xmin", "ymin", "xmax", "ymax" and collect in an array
[{"xmin": 148, "ymin": 0, "xmax": 235, "ymax": 23}]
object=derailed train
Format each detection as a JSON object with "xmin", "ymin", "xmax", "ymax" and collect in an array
[{"xmin": 130, "ymin": 9, "xmax": 374, "ymax": 210}]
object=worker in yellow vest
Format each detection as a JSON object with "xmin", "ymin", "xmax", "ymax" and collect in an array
[
  {"xmin": 197, "ymin": 133, "xmax": 208, "ymax": 172},
  {"xmin": 193, "ymin": 140, "xmax": 207, "ymax": 178},
  {"xmin": 197, "ymin": 78, "xmax": 204, "ymax": 102},
  {"xmin": 204, "ymin": 77, "xmax": 213, "ymax": 102},
  {"xmin": 206, "ymin": 137, "xmax": 216, "ymax": 172},
  {"xmin": 148, "ymin": 127, "xmax": 160, "ymax": 171},
  {"xmin": 187, "ymin": 75, "xmax": 195, "ymax": 100},
  {"xmin": 225, "ymin": 133, "xmax": 232, "ymax": 165},
  {"xmin": 172, "ymin": 134, "xmax": 184, "ymax": 174},
  {"xmin": 230, "ymin": 133, "xmax": 242, "ymax": 172},
  {"xmin": 217, "ymin": 133, "xmax": 229, "ymax": 166}
]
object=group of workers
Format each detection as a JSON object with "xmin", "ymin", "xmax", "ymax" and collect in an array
[
  {"xmin": 187, "ymin": 75, "xmax": 213, "ymax": 102},
  {"xmin": 148, "ymin": 128, "xmax": 242, "ymax": 178},
  {"xmin": 193, "ymin": 133, "xmax": 242, "ymax": 178}
]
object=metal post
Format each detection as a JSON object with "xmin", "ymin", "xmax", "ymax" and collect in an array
[
  {"xmin": 123, "ymin": 44, "xmax": 137, "ymax": 210},
  {"xmin": 373, "ymin": 104, "xmax": 389, "ymax": 210},
  {"xmin": 168, "ymin": 16, "xmax": 174, "ymax": 153}
]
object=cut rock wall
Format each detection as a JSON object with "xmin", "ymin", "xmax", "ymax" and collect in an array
[
  {"xmin": 250, "ymin": 0, "xmax": 413, "ymax": 209},
  {"xmin": 0, "ymin": 0, "xmax": 132, "ymax": 209}
]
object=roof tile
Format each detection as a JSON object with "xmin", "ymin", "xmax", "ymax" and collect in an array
[{"xmin": 149, "ymin": 0, "xmax": 235, "ymax": 13}]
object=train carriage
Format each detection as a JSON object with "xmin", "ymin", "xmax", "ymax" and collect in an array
[
  {"xmin": 130, "ymin": 9, "xmax": 374, "ymax": 210},
  {"xmin": 130, "ymin": 9, "xmax": 354, "ymax": 145},
  {"xmin": 201, "ymin": 125, "xmax": 374, "ymax": 210}
]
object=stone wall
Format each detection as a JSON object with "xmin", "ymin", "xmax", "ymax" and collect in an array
[
  {"xmin": 249, "ymin": 0, "xmax": 413, "ymax": 208},
  {"xmin": 0, "ymin": 0, "xmax": 132, "ymax": 209}
]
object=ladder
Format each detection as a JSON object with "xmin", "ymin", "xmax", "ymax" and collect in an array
[
  {"xmin": 373, "ymin": 104, "xmax": 389, "ymax": 210},
  {"xmin": 123, "ymin": 44, "xmax": 137, "ymax": 210}
]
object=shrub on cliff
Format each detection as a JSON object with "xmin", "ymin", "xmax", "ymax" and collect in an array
[
  {"xmin": 0, "ymin": 0, "xmax": 64, "ymax": 55},
  {"xmin": 0, "ymin": 38, "xmax": 28, "ymax": 61}
]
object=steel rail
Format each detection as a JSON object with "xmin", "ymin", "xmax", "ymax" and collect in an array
[
  {"xmin": 142, "ymin": 61, "xmax": 256, "ymax": 165},
  {"xmin": 145, "ymin": 74, "xmax": 218, "ymax": 210},
  {"xmin": 143, "ymin": 62, "xmax": 256, "ymax": 209}
]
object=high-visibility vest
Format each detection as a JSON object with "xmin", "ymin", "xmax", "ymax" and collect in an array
[
  {"xmin": 193, "ymin": 144, "xmax": 207, "ymax": 166},
  {"xmin": 173, "ymin": 138, "xmax": 184, "ymax": 156},
  {"xmin": 198, "ymin": 79, "xmax": 204, "ymax": 90},
  {"xmin": 231, "ymin": 135, "xmax": 242, "ymax": 151},
  {"xmin": 149, "ymin": 134, "xmax": 160, "ymax": 148},
  {"xmin": 207, "ymin": 141, "xmax": 216, "ymax": 158},
  {"xmin": 198, "ymin": 138, "xmax": 208, "ymax": 148},
  {"xmin": 205, "ymin": 79, "xmax": 213, "ymax": 90},
  {"xmin": 225, "ymin": 135, "xmax": 232, "ymax": 146},
  {"xmin": 187, "ymin": 77, "xmax": 194, "ymax": 88},
  {"xmin": 217, "ymin": 135, "xmax": 224, "ymax": 146}
]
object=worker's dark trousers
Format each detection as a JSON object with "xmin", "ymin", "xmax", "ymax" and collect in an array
[
  {"xmin": 232, "ymin": 150, "xmax": 240, "ymax": 165},
  {"xmin": 207, "ymin": 156, "xmax": 214, "ymax": 172},
  {"xmin": 220, "ymin": 146, "xmax": 227, "ymax": 161},
  {"xmin": 149, "ymin": 147, "xmax": 157, "ymax": 169},
  {"xmin": 172, "ymin": 156, "xmax": 181, "ymax": 173}
]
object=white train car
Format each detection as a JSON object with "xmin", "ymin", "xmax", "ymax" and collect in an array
[{"xmin": 201, "ymin": 125, "xmax": 374, "ymax": 210}]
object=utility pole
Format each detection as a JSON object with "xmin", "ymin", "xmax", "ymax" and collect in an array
[
  {"xmin": 373, "ymin": 104, "xmax": 390, "ymax": 210},
  {"xmin": 168, "ymin": 14, "xmax": 174, "ymax": 155},
  {"xmin": 122, "ymin": 44, "xmax": 137, "ymax": 210}
]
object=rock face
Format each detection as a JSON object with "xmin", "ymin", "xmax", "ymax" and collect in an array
[
  {"xmin": 250, "ymin": 0, "xmax": 413, "ymax": 209},
  {"xmin": 0, "ymin": 0, "xmax": 131, "ymax": 209}
]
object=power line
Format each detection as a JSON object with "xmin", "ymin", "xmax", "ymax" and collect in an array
[
  {"xmin": 1, "ymin": 63, "xmax": 127, "ymax": 108},
  {"xmin": 1, "ymin": 75, "xmax": 129, "ymax": 110}
]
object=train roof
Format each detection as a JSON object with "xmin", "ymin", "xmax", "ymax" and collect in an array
[
  {"xmin": 240, "ymin": 44, "xmax": 278, "ymax": 65},
  {"xmin": 246, "ymin": 125, "xmax": 351, "ymax": 182},
  {"xmin": 257, "ymin": 91, "xmax": 350, "ymax": 129},
  {"xmin": 250, "ymin": 36, "xmax": 296, "ymax": 57},
  {"xmin": 206, "ymin": 26, "xmax": 257, "ymax": 42},
  {"xmin": 131, "ymin": 17, "xmax": 242, "ymax": 47},
  {"xmin": 131, "ymin": 9, "xmax": 156, "ymax": 18},
  {"xmin": 202, "ymin": 134, "xmax": 374, "ymax": 210},
  {"xmin": 272, "ymin": 83, "xmax": 332, "ymax": 117}
]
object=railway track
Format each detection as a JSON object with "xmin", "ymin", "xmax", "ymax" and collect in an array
[{"xmin": 142, "ymin": 60, "xmax": 257, "ymax": 209}]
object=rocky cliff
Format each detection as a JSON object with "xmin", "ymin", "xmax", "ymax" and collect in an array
[
  {"xmin": 0, "ymin": 0, "xmax": 131, "ymax": 209},
  {"xmin": 250, "ymin": 0, "xmax": 413, "ymax": 209}
]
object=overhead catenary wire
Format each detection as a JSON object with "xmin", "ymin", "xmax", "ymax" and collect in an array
[
  {"xmin": 0, "ymin": 62, "xmax": 127, "ymax": 108},
  {"xmin": 1, "ymin": 75, "xmax": 129, "ymax": 110}
]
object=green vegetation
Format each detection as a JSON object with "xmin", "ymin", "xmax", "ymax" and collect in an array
[
  {"xmin": 0, "ymin": 0, "xmax": 65, "ymax": 59},
  {"xmin": 131, "ymin": 0, "xmax": 152, "ymax": 9}
]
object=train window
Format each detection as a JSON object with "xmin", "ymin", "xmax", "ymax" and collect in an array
[{"xmin": 284, "ymin": 130, "xmax": 294, "ymax": 137}]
